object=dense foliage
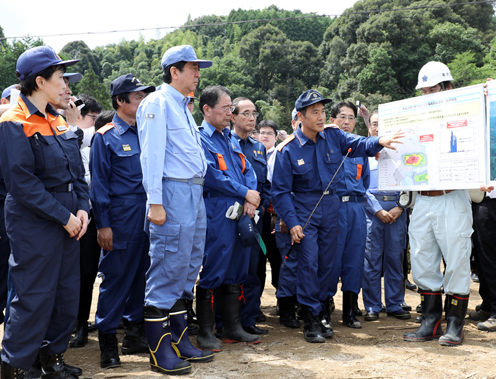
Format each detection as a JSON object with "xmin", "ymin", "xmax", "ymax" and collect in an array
[{"xmin": 1, "ymin": 1, "xmax": 496, "ymax": 135}]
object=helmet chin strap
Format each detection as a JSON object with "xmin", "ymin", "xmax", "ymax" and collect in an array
[{"xmin": 440, "ymin": 82, "xmax": 446, "ymax": 91}]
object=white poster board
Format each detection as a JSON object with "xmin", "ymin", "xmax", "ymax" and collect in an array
[{"xmin": 378, "ymin": 84, "xmax": 487, "ymax": 191}]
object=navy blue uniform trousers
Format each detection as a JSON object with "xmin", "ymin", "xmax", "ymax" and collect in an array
[
  {"xmin": 1, "ymin": 192, "xmax": 79, "ymax": 370},
  {"xmin": 294, "ymin": 192, "xmax": 339, "ymax": 316},
  {"xmin": 95, "ymin": 194, "xmax": 149, "ymax": 334}
]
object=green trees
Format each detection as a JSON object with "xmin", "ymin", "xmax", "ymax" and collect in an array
[{"xmin": 0, "ymin": 27, "xmax": 43, "ymax": 91}]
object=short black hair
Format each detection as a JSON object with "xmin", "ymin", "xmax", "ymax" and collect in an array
[
  {"xmin": 163, "ymin": 61, "xmax": 187, "ymax": 84},
  {"xmin": 199, "ymin": 85, "xmax": 231, "ymax": 115},
  {"xmin": 259, "ymin": 119, "xmax": 278, "ymax": 134},
  {"xmin": 18, "ymin": 65, "xmax": 66, "ymax": 97},
  {"xmin": 111, "ymin": 92, "xmax": 130, "ymax": 111},
  {"xmin": 330, "ymin": 101, "xmax": 357, "ymax": 118},
  {"xmin": 95, "ymin": 110, "xmax": 116, "ymax": 131},
  {"xmin": 232, "ymin": 97, "xmax": 251, "ymax": 115},
  {"xmin": 79, "ymin": 94, "xmax": 102, "ymax": 117}
]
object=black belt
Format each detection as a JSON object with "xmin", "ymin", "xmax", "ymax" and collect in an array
[
  {"xmin": 164, "ymin": 177, "xmax": 205, "ymax": 186},
  {"xmin": 373, "ymin": 194, "xmax": 398, "ymax": 202},
  {"xmin": 294, "ymin": 189, "xmax": 336, "ymax": 196},
  {"xmin": 47, "ymin": 183, "xmax": 73, "ymax": 193},
  {"xmin": 341, "ymin": 195, "xmax": 365, "ymax": 203}
]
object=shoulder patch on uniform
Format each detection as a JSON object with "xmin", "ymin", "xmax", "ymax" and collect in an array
[
  {"xmin": 96, "ymin": 123, "xmax": 115, "ymax": 135},
  {"xmin": 276, "ymin": 134, "xmax": 296, "ymax": 152}
]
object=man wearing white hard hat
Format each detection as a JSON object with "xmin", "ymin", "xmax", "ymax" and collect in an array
[{"xmin": 403, "ymin": 61, "xmax": 472, "ymax": 346}]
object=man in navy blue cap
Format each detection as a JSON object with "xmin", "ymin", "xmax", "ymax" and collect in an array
[
  {"xmin": 137, "ymin": 44, "xmax": 214, "ymax": 376},
  {"xmin": 90, "ymin": 73, "xmax": 155, "ymax": 369},
  {"xmin": 272, "ymin": 89, "xmax": 404, "ymax": 343},
  {"xmin": 1, "ymin": 85, "xmax": 17, "ymax": 105}
]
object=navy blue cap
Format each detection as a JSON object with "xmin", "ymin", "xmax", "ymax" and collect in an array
[
  {"xmin": 161, "ymin": 45, "xmax": 213, "ymax": 69},
  {"xmin": 110, "ymin": 74, "xmax": 155, "ymax": 97},
  {"xmin": 237, "ymin": 214, "xmax": 260, "ymax": 248},
  {"xmin": 1, "ymin": 84, "xmax": 17, "ymax": 99},
  {"xmin": 63, "ymin": 72, "xmax": 82, "ymax": 84},
  {"xmin": 16, "ymin": 46, "xmax": 79, "ymax": 81},
  {"xmin": 295, "ymin": 90, "xmax": 332, "ymax": 112}
]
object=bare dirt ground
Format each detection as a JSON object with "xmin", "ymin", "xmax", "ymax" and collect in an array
[{"xmin": 2, "ymin": 269, "xmax": 496, "ymax": 379}]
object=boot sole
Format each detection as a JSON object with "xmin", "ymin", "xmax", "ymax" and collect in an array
[
  {"xmin": 304, "ymin": 337, "xmax": 325, "ymax": 343},
  {"xmin": 403, "ymin": 336, "xmax": 441, "ymax": 342},
  {"xmin": 223, "ymin": 338, "xmax": 260, "ymax": 344},
  {"xmin": 439, "ymin": 339, "xmax": 463, "ymax": 346},
  {"xmin": 101, "ymin": 361, "xmax": 121, "ymax": 369},
  {"xmin": 151, "ymin": 364, "xmax": 192, "ymax": 375},
  {"xmin": 181, "ymin": 353, "xmax": 215, "ymax": 363},
  {"xmin": 197, "ymin": 343, "xmax": 222, "ymax": 353}
]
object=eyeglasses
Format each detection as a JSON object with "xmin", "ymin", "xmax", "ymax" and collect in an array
[
  {"xmin": 239, "ymin": 112, "xmax": 259, "ymax": 118},
  {"xmin": 260, "ymin": 131, "xmax": 275, "ymax": 136},
  {"xmin": 212, "ymin": 105, "xmax": 234, "ymax": 113},
  {"xmin": 371, "ymin": 122, "xmax": 379, "ymax": 127},
  {"xmin": 250, "ymin": 130, "xmax": 260, "ymax": 135},
  {"xmin": 85, "ymin": 115, "xmax": 97, "ymax": 121},
  {"xmin": 336, "ymin": 115, "xmax": 356, "ymax": 121}
]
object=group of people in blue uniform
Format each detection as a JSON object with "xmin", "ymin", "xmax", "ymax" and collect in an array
[{"xmin": 1, "ymin": 42, "xmax": 491, "ymax": 379}]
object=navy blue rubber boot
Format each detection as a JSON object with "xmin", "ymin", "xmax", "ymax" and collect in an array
[
  {"xmin": 144, "ymin": 306, "xmax": 191, "ymax": 376},
  {"xmin": 169, "ymin": 300, "xmax": 214, "ymax": 363}
]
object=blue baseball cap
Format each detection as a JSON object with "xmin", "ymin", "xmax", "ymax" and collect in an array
[
  {"xmin": 16, "ymin": 46, "xmax": 79, "ymax": 81},
  {"xmin": 161, "ymin": 45, "xmax": 212, "ymax": 69},
  {"xmin": 237, "ymin": 214, "xmax": 260, "ymax": 248},
  {"xmin": 63, "ymin": 72, "xmax": 82, "ymax": 84},
  {"xmin": 110, "ymin": 74, "xmax": 155, "ymax": 97},
  {"xmin": 1, "ymin": 84, "xmax": 17, "ymax": 100},
  {"xmin": 295, "ymin": 90, "xmax": 332, "ymax": 112},
  {"xmin": 291, "ymin": 108, "xmax": 298, "ymax": 120}
]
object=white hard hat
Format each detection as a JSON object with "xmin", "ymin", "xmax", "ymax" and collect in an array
[{"xmin": 416, "ymin": 61, "xmax": 453, "ymax": 89}]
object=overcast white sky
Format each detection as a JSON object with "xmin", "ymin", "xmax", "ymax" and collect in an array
[{"xmin": 1, "ymin": 0, "xmax": 360, "ymax": 52}]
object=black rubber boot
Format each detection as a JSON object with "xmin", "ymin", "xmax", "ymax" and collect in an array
[
  {"xmin": 39, "ymin": 354, "xmax": 80, "ymax": 379},
  {"xmin": 404, "ymin": 290, "xmax": 444, "ymax": 342},
  {"xmin": 69, "ymin": 320, "xmax": 88, "ymax": 348},
  {"xmin": 320, "ymin": 297, "xmax": 334, "ymax": 337},
  {"xmin": 169, "ymin": 299, "xmax": 214, "ymax": 362},
  {"xmin": 278, "ymin": 296, "xmax": 300, "ymax": 328},
  {"xmin": 186, "ymin": 298, "xmax": 198, "ymax": 335},
  {"xmin": 1, "ymin": 362, "xmax": 26, "ymax": 379},
  {"xmin": 98, "ymin": 332, "xmax": 121, "ymax": 369},
  {"xmin": 196, "ymin": 287, "xmax": 222, "ymax": 352},
  {"xmin": 144, "ymin": 305, "xmax": 191, "ymax": 376},
  {"xmin": 439, "ymin": 294, "xmax": 469, "ymax": 346},
  {"xmin": 219, "ymin": 284, "xmax": 260, "ymax": 344},
  {"xmin": 302, "ymin": 305, "xmax": 325, "ymax": 343},
  {"xmin": 342, "ymin": 291, "xmax": 362, "ymax": 329},
  {"xmin": 122, "ymin": 320, "xmax": 148, "ymax": 354}
]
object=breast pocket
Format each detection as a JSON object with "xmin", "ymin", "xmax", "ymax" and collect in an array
[
  {"xmin": 58, "ymin": 131, "xmax": 83, "ymax": 172},
  {"xmin": 112, "ymin": 148, "xmax": 141, "ymax": 177},
  {"xmin": 168, "ymin": 126, "xmax": 197, "ymax": 154},
  {"xmin": 30, "ymin": 133, "xmax": 65, "ymax": 176},
  {"xmin": 292, "ymin": 163, "xmax": 313, "ymax": 181}
]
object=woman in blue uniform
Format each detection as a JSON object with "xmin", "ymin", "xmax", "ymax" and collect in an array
[{"xmin": 0, "ymin": 46, "xmax": 89, "ymax": 379}]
